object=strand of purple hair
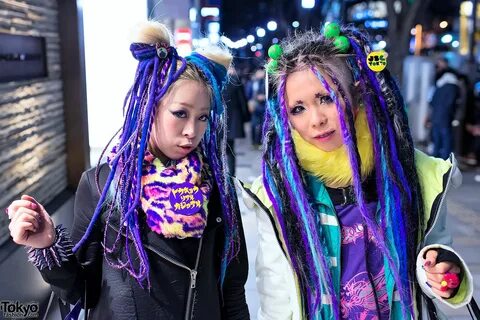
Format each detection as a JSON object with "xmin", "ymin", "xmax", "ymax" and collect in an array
[{"xmin": 276, "ymin": 75, "xmax": 340, "ymax": 318}]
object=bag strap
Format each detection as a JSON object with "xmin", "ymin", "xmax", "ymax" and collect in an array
[
  {"xmin": 468, "ymin": 297, "xmax": 480, "ymax": 319},
  {"xmin": 424, "ymin": 292, "xmax": 480, "ymax": 320},
  {"xmin": 423, "ymin": 293, "xmax": 440, "ymax": 320},
  {"xmin": 42, "ymin": 291, "xmax": 56, "ymax": 320}
]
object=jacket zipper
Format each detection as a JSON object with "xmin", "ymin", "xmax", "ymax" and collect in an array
[
  {"xmin": 107, "ymin": 224, "xmax": 204, "ymax": 319},
  {"xmin": 185, "ymin": 236, "xmax": 204, "ymax": 320}
]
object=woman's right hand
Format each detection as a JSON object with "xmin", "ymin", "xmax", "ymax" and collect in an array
[{"xmin": 7, "ymin": 195, "xmax": 56, "ymax": 248}]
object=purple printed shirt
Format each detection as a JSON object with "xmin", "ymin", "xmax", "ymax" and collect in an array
[{"xmin": 335, "ymin": 202, "xmax": 390, "ymax": 320}]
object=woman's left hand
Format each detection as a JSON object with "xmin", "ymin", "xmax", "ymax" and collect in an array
[{"xmin": 424, "ymin": 250, "xmax": 461, "ymax": 299}]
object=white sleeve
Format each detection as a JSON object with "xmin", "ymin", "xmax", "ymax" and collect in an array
[{"xmin": 255, "ymin": 206, "xmax": 294, "ymax": 320}]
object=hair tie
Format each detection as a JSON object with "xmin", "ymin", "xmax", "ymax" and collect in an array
[
  {"xmin": 155, "ymin": 42, "xmax": 169, "ymax": 59},
  {"xmin": 130, "ymin": 42, "xmax": 172, "ymax": 61},
  {"xmin": 324, "ymin": 22, "xmax": 350, "ymax": 53}
]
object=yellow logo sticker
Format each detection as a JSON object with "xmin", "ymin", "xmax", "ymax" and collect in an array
[{"xmin": 367, "ymin": 51, "xmax": 387, "ymax": 72}]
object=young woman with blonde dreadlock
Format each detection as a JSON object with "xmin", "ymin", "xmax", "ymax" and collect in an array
[
  {"xmin": 6, "ymin": 21, "xmax": 249, "ymax": 320},
  {"xmin": 237, "ymin": 24, "xmax": 475, "ymax": 320}
]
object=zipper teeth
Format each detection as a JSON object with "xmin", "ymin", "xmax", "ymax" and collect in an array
[
  {"xmin": 146, "ymin": 244, "xmax": 192, "ymax": 271},
  {"xmin": 421, "ymin": 158, "xmax": 454, "ymax": 247},
  {"xmin": 186, "ymin": 229, "xmax": 204, "ymax": 319},
  {"xmin": 193, "ymin": 237, "xmax": 204, "ymax": 269}
]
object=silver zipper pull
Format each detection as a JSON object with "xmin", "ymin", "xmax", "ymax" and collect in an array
[{"xmin": 190, "ymin": 270, "xmax": 197, "ymax": 289}]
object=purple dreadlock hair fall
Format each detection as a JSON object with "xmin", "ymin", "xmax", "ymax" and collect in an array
[
  {"xmin": 71, "ymin": 21, "xmax": 240, "ymax": 288},
  {"xmin": 262, "ymin": 26, "xmax": 425, "ymax": 319}
]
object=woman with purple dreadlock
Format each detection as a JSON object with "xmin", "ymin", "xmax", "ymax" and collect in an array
[
  {"xmin": 6, "ymin": 21, "xmax": 249, "ymax": 320},
  {"xmin": 237, "ymin": 24, "xmax": 475, "ymax": 319}
]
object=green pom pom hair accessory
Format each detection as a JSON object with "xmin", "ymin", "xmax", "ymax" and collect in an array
[
  {"xmin": 266, "ymin": 43, "xmax": 283, "ymax": 74},
  {"xmin": 324, "ymin": 22, "xmax": 350, "ymax": 53},
  {"xmin": 266, "ymin": 23, "xmax": 349, "ymax": 74}
]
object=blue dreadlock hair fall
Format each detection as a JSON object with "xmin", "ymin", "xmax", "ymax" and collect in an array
[
  {"xmin": 262, "ymin": 25, "xmax": 425, "ymax": 319},
  {"xmin": 71, "ymin": 21, "xmax": 240, "ymax": 288}
]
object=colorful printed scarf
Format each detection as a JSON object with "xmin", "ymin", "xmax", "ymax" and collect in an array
[
  {"xmin": 140, "ymin": 150, "xmax": 212, "ymax": 238},
  {"xmin": 108, "ymin": 148, "xmax": 212, "ymax": 238}
]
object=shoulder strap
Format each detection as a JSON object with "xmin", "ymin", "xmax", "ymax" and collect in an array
[{"xmin": 468, "ymin": 297, "xmax": 480, "ymax": 319}]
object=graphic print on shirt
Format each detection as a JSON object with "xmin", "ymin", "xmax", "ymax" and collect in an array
[
  {"xmin": 341, "ymin": 223, "xmax": 375, "ymax": 245},
  {"xmin": 340, "ymin": 268, "xmax": 389, "ymax": 320}
]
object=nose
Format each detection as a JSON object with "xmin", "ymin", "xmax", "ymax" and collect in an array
[
  {"xmin": 311, "ymin": 108, "xmax": 328, "ymax": 128},
  {"xmin": 182, "ymin": 120, "xmax": 197, "ymax": 140}
]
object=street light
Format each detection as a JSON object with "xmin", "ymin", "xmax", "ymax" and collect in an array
[
  {"xmin": 267, "ymin": 21, "xmax": 277, "ymax": 31},
  {"xmin": 440, "ymin": 21, "xmax": 448, "ymax": 29},
  {"xmin": 256, "ymin": 28, "xmax": 266, "ymax": 37},
  {"xmin": 302, "ymin": 0, "xmax": 315, "ymax": 9},
  {"xmin": 189, "ymin": 8, "xmax": 197, "ymax": 22},
  {"xmin": 292, "ymin": 21, "xmax": 300, "ymax": 28},
  {"xmin": 246, "ymin": 35, "xmax": 255, "ymax": 43},
  {"xmin": 200, "ymin": 7, "xmax": 219, "ymax": 17},
  {"xmin": 441, "ymin": 34, "xmax": 453, "ymax": 43}
]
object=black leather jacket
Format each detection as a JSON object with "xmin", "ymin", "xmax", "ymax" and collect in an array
[{"xmin": 40, "ymin": 164, "xmax": 250, "ymax": 320}]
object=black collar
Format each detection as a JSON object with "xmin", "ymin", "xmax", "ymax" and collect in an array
[{"xmin": 325, "ymin": 174, "xmax": 377, "ymax": 206}]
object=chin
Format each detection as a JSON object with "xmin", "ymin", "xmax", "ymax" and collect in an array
[{"xmin": 311, "ymin": 142, "xmax": 344, "ymax": 152}]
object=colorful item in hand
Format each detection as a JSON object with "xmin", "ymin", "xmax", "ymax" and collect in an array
[
  {"xmin": 440, "ymin": 272, "xmax": 460, "ymax": 291},
  {"xmin": 324, "ymin": 22, "xmax": 350, "ymax": 53},
  {"xmin": 140, "ymin": 150, "xmax": 212, "ymax": 238}
]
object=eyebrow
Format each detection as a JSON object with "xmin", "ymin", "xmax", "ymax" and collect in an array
[
  {"xmin": 315, "ymin": 92, "xmax": 330, "ymax": 99},
  {"xmin": 290, "ymin": 91, "xmax": 330, "ymax": 106},
  {"xmin": 175, "ymin": 102, "xmax": 210, "ymax": 112}
]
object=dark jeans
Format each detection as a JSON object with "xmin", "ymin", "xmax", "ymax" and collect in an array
[
  {"xmin": 226, "ymin": 139, "xmax": 235, "ymax": 176},
  {"xmin": 432, "ymin": 125, "xmax": 453, "ymax": 160},
  {"xmin": 251, "ymin": 113, "xmax": 264, "ymax": 146}
]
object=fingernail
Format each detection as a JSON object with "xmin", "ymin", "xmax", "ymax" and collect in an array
[
  {"xmin": 426, "ymin": 282, "xmax": 432, "ymax": 288},
  {"xmin": 30, "ymin": 203, "xmax": 37, "ymax": 210},
  {"xmin": 424, "ymin": 261, "xmax": 432, "ymax": 267}
]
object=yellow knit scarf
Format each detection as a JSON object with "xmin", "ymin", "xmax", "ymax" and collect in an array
[{"xmin": 292, "ymin": 109, "xmax": 375, "ymax": 188}]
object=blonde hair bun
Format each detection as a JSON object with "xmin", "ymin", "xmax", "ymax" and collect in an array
[
  {"xmin": 130, "ymin": 21, "xmax": 172, "ymax": 46},
  {"xmin": 195, "ymin": 44, "xmax": 232, "ymax": 70}
]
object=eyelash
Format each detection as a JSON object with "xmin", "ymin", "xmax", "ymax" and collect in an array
[
  {"xmin": 290, "ymin": 95, "xmax": 333, "ymax": 115},
  {"xmin": 172, "ymin": 111, "xmax": 187, "ymax": 118},
  {"xmin": 172, "ymin": 111, "xmax": 209, "ymax": 122},
  {"xmin": 290, "ymin": 105, "xmax": 305, "ymax": 115},
  {"xmin": 198, "ymin": 114, "xmax": 209, "ymax": 122},
  {"xmin": 318, "ymin": 95, "xmax": 333, "ymax": 104}
]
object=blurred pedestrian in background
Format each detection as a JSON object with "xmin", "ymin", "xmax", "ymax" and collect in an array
[
  {"xmin": 466, "ymin": 82, "xmax": 480, "ymax": 182},
  {"xmin": 224, "ymin": 66, "xmax": 250, "ymax": 175},
  {"xmin": 246, "ymin": 68, "xmax": 266, "ymax": 149},
  {"xmin": 429, "ymin": 57, "xmax": 459, "ymax": 159}
]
